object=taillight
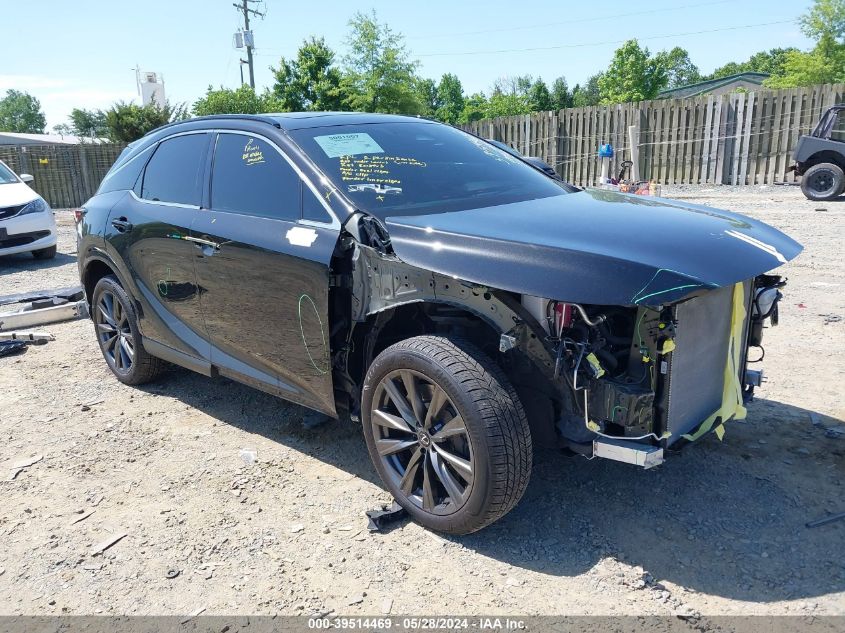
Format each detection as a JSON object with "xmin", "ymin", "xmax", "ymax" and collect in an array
[{"xmin": 74, "ymin": 207, "xmax": 87, "ymax": 223}]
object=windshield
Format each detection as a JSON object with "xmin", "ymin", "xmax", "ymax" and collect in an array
[
  {"xmin": 0, "ymin": 161, "xmax": 18, "ymax": 185},
  {"xmin": 288, "ymin": 122, "xmax": 571, "ymax": 218}
]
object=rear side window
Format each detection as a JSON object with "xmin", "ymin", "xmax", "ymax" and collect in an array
[
  {"xmin": 98, "ymin": 144, "xmax": 154, "ymax": 194},
  {"xmin": 141, "ymin": 134, "xmax": 208, "ymax": 205},
  {"xmin": 831, "ymin": 112, "xmax": 845, "ymax": 143},
  {"xmin": 210, "ymin": 133, "xmax": 299, "ymax": 220}
]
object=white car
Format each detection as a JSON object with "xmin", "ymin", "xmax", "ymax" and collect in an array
[{"xmin": 0, "ymin": 159, "xmax": 57, "ymax": 259}]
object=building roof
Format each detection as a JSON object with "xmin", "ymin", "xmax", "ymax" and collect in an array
[
  {"xmin": 658, "ymin": 72, "xmax": 771, "ymax": 98},
  {"xmin": 0, "ymin": 131, "xmax": 109, "ymax": 145}
]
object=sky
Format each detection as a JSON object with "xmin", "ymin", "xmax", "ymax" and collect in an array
[{"xmin": 0, "ymin": 0, "xmax": 814, "ymax": 130}]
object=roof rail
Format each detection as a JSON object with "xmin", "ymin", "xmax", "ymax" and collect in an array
[{"xmin": 143, "ymin": 114, "xmax": 281, "ymax": 138}]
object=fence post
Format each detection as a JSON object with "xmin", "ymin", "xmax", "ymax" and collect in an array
[{"xmin": 628, "ymin": 124, "xmax": 641, "ymax": 182}]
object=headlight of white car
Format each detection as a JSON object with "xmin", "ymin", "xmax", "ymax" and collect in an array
[{"xmin": 19, "ymin": 197, "xmax": 49, "ymax": 215}]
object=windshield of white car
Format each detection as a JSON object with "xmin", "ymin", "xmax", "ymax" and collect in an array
[
  {"xmin": 288, "ymin": 122, "xmax": 573, "ymax": 218},
  {"xmin": 0, "ymin": 162, "xmax": 18, "ymax": 185}
]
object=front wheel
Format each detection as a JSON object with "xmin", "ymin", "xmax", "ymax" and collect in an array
[
  {"xmin": 361, "ymin": 336, "xmax": 532, "ymax": 535},
  {"xmin": 800, "ymin": 162, "xmax": 845, "ymax": 201}
]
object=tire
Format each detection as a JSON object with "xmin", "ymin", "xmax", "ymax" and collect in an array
[
  {"xmin": 361, "ymin": 335, "xmax": 532, "ymax": 535},
  {"xmin": 800, "ymin": 162, "xmax": 845, "ymax": 201},
  {"xmin": 91, "ymin": 275, "xmax": 164, "ymax": 385},
  {"xmin": 31, "ymin": 245, "xmax": 57, "ymax": 259}
]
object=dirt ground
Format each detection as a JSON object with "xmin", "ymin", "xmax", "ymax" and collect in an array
[{"xmin": 0, "ymin": 185, "xmax": 843, "ymax": 618}]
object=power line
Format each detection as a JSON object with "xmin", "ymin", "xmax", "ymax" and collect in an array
[
  {"xmin": 416, "ymin": 19, "xmax": 796, "ymax": 58},
  {"xmin": 407, "ymin": 0, "xmax": 731, "ymax": 40}
]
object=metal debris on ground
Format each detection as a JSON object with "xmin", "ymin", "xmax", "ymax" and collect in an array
[
  {"xmin": 366, "ymin": 501, "xmax": 408, "ymax": 532},
  {"xmin": 0, "ymin": 285, "xmax": 87, "ymax": 331},
  {"xmin": 0, "ymin": 340, "xmax": 27, "ymax": 357},
  {"xmin": 806, "ymin": 511, "xmax": 845, "ymax": 528},
  {"xmin": 68, "ymin": 510, "xmax": 95, "ymax": 527}
]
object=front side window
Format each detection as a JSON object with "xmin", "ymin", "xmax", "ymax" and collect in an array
[
  {"xmin": 210, "ymin": 133, "xmax": 299, "ymax": 220},
  {"xmin": 288, "ymin": 122, "xmax": 573, "ymax": 219},
  {"xmin": 141, "ymin": 134, "xmax": 208, "ymax": 205},
  {"xmin": 0, "ymin": 161, "xmax": 18, "ymax": 185}
]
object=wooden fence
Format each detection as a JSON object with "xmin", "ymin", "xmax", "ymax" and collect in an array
[
  {"xmin": 462, "ymin": 83, "xmax": 845, "ymax": 187},
  {"xmin": 0, "ymin": 143, "xmax": 126, "ymax": 208}
]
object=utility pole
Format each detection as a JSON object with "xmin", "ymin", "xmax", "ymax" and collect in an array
[{"xmin": 233, "ymin": 0, "xmax": 264, "ymax": 89}]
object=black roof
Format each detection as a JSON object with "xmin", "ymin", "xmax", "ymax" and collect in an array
[{"xmin": 145, "ymin": 112, "xmax": 426, "ymax": 138}]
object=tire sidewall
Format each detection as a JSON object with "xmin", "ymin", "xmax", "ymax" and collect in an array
[
  {"xmin": 802, "ymin": 163, "xmax": 844, "ymax": 201},
  {"xmin": 362, "ymin": 343, "xmax": 495, "ymax": 534},
  {"xmin": 91, "ymin": 275, "xmax": 144, "ymax": 383}
]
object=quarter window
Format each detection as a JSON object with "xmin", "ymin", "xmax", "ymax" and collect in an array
[
  {"xmin": 140, "ymin": 134, "xmax": 208, "ymax": 205},
  {"xmin": 211, "ymin": 133, "xmax": 299, "ymax": 220}
]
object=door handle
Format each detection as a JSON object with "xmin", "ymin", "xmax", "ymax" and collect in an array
[
  {"xmin": 184, "ymin": 236, "xmax": 220, "ymax": 251},
  {"xmin": 111, "ymin": 217, "xmax": 133, "ymax": 233}
]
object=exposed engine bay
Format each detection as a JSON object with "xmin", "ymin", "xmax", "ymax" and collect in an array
[{"xmin": 519, "ymin": 275, "xmax": 785, "ymax": 465}]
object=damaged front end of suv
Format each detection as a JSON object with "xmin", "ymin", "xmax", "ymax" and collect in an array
[{"xmin": 330, "ymin": 186, "xmax": 800, "ymax": 469}]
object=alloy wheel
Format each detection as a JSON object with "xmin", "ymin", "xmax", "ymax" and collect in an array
[
  {"xmin": 370, "ymin": 369, "xmax": 474, "ymax": 516},
  {"xmin": 95, "ymin": 290, "xmax": 135, "ymax": 373}
]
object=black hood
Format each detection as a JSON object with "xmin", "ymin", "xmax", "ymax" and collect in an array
[{"xmin": 384, "ymin": 189, "xmax": 803, "ymax": 307}]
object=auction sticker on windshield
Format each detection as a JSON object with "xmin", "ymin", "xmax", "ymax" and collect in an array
[{"xmin": 314, "ymin": 133, "xmax": 384, "ymax": 158}]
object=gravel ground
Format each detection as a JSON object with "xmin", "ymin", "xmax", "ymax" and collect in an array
[{"xmin": 0, "ymin": 185, "xmax": 843, "ymax": 617}]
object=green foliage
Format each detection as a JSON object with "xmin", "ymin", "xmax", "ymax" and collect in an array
[
  {"xmin": 571, "ymin": 74, "xmax": 603, "ymax": 107},
  {"xmin": 485, "ymin": 92, "xmax": 531, "ymax": 118},
  {"xmin": 435, "ymin": 73, "xmax": 465, "ymax": 124},
  {"xmin": 458, "ymin": 93, "xmax": 488, "ymax": 124},
  {"xmin": 0, "ymin": 90, "xmax": 46, "ymax": 133},
  {"xmin": 598, "ymin": 40, "xmax": 666, "ymax": 104},
  {"xmin": 193, "ymin": 85, "xmax": 280, "ymax": 116},
  {"xmin": 765, "ymin": 0, "xmax": 845, "ymax": 87},
  {"xmin": 527, "ymin": 78, "xmax": 553, "ymax": 112},
  {"xmin": 342, "ymin": 10, "xmax": 422, "ymax": 114},
  {"xmin": 655, "ymin": 47, "xmax": 701, "ymax": 89},
  {"xmin": 104, "ymin": 100, "xmax": 188, "ymax": 143},
  {"xmin": 69, "ymin": 108, "xmax": 107, "ymax": 137},
  {"xmin": 550, "ymin": 77, "xmax": 572, "ymax": 110},
  {"xmin": 415, "ymin": 77, "xmax": 440, "ymax": 117},
  {"xmin": 270, "ymin": 36, "xmax": 347, "ymax": 111},
  {"xmin": 708, "ymin": 48, "xmax": 798, "ymax": 80}
]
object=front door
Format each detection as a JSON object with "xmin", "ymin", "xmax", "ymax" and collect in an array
[
  {"xmin": 192, "ymin": 131, "xmax": 339, "ymax": 414},
  {"xmin": 106, "ymin": 132, "xmax": 211, "ymax": 360}
]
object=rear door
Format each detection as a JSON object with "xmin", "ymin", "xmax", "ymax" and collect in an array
[
  {"xmin": 105, "ymin": 132, "xmax": 211, "ymax": 360},
  {"xmin": 192, "ymin": 131, "xmax": 339, "ymax": 415}
]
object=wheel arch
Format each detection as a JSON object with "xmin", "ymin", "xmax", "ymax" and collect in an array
[{"xmin": 802, "ymin": 151, "xmax": 845, "ymax": 172}]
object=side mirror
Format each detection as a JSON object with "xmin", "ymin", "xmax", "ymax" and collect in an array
[{"xmin": 19, "ymin": 173, "xmax": 34, "ymax": 184}]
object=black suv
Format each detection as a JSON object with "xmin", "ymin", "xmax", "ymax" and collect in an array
[{"xmin": 78, "ymin": 113, "xmax": 801, "ymax": 534}]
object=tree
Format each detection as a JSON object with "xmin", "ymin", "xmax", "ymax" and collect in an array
[
  {"xmin": 459, "ymin": 93, "xmax": 488, "ymax": 124},
  {"xmin": 598, "ymin": 40, "xmax": 666, "ymax": 104},
  {"xmin": 193, "ymin": 85, "xmax": 280, "ymax": 116},
  {"xmin": 550, "ymin": 77, "xmax": 572, "ymax": 110},
  {"xmin": 708, "ymin": 47, "xmax": 799, "ymax": 80},
  {"xmin": 656, "ymin": 47, "xmax": 700, "ymax": 89},
  {"xmin": 342, "ymin": 10, "xmax": 422, "ymax": 114},
  {"xmin": 270, "ymin": 36, "xmax": 347, "ymax": 111},
  {"xmin": 104, "ymin": 100, "xmax": 188, "ymax": 143},
  {"xmin": 415, "ymin": 77, "xmax": 440, "ymax": 117},
  {"xmin": 571, "ymin": 74, "xmax": 602, "ymax": 107},
  {"xmin": 527, "ymin": 78, "xmax": 553, "ymax": 112},
  {"xmin": 52, "ymin": 123, "xmax": 73, "ymax": 136},
  {"xmin": 0, "ymin": 90, "xmax": 46, "ymax": 133},
  {"xmin": 765, "ymin": 0, "xmax": 845, "ymax": 87},
  {"xmin": 435, "ymin": 73, "xmax": 465, "ymax": 124},
  {"xmin": 69, "ymin": 108, "xmax": 107, "ymax": 137},
  {"xmin": 485, "ymin": 92, "xmax": 531, "ymax": 118}
]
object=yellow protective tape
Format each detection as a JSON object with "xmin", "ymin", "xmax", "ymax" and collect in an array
[
  {"xmin": 659, "ymin": 339, "xmax": 676, "ymax": 354},
  {"xmin": 586, "ymin": 353, "xmax": 605, "ymax": 378},
  {"xmin": 682, "ymin": 283, "xmax": 748, "ymax": 442},
  {"xmin": 714, "ymin": 424, "xmax": 726, "ymax": 441}
]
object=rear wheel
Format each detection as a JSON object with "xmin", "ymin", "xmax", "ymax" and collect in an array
[
  {"xmin": 92, "ymin": 275, "xmax": 164, "ymax": 385},
  {"xmin": 362, "ymin": 336, "xmax": 532, "ymax": 535},
  {"xmin": 31, "ymin": 245, "xmax": 56, "ymax": 259},
  {"xmin": 800, "ymin": 162, "xmax": 845, "ymax": 201}
]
